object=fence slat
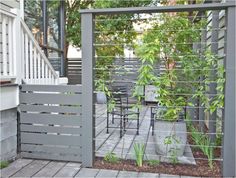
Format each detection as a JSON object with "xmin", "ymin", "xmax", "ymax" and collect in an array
[
  {"xmin": 20, "ymin": 84, "xmax": 82, "ymax": 93},
  {"xmin": 21, "ymin": 144, "xmax": 81, "ymax": 155},
  {"xmin": 20, "ymin": 93, "xmax": 82, "ymax": 105},
  {"xmin": 20, "ymin": 112, "xmax": 81, "ymax": 126},
  {"xmin": 21, "ymin": 152, "xmax": 81, "ymax": 162},
  {"xmin": 20, "ymin": 124, "xmax": 81, "ymax": 135},
  {"xmin": 21, "ymin": 132, "xmax": 81, "ymax": 147},
  {"xmin": 20, "ymin": 104, "xmax": 81, "ymax": 114}
]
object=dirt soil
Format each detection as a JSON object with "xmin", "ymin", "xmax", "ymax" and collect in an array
[
  {"xmin": 94, "ymin": 135, "xmax": 222, "ymax": 177},
  {"xmin": 94, "ymin": 156, "xmax": 221, "ymax": 177}
]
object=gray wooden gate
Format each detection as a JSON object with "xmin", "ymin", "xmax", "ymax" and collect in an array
[{"xmin": 19, "ymin": 84, "xmax": 82, "ymax": 162}]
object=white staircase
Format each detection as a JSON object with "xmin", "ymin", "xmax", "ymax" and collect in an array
[{"xmin": 0, "ymin": 8, "xmax": 59, "ymax": 85}]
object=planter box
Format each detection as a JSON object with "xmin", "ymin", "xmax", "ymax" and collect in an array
[
  {"xmin": 154, "ymin": 120, "xmax": 187, "ymax": 157},
  {"xmin": 96, "ymin": 91, "xmax": 107, "ymax": 104},
  {"xmin": 145, "ymin": 85, "xmax": 158, "ymax": 103}
]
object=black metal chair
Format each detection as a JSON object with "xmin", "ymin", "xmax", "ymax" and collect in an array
[{"xmin": 106, "ymin": 84, "xmax": 140, "ymax": 138}]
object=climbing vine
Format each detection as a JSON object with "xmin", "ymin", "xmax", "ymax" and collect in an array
[{"xmin": 134, "ymin": 14, "xmax": 225, "ymax": 121}]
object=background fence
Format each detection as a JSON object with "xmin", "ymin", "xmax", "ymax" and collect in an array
[{"xmin": 66, "ymin": 58, "xmax": 82, "ymax": 85}]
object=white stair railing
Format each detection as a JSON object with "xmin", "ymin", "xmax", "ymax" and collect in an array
[
  {"xmin": 0, "ymin": 8, "xmax": 59, "ymax": 85},
  {"xmin": 20, "ymin": 20, "xmax": 58, "ymax": 84},
  {"xmin": 0, "ymin": 9, "xmax": 16, "ymax": 81}
]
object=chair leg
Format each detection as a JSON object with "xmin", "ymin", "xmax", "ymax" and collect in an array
[
  {"xmin": 123, "ymin": 115, "xmax": 126, "ymax": 132},
  {"xmin": 120, "ymin": 115, "xmax": 123, "ymax": 138},
  {"xmin": 137, "ymin": 113, "xmax": 139, "ymax": 135},
  {"xmin": 112, "ymin": 109, "xmax": 114, "ymax": 124},
  {"xmin": 152, "ymin": 120, "xmax": 154, "ymax": 136},
  {"xmin": 107, "ymin": 112, "xmax": 109, "ymax": 134}
]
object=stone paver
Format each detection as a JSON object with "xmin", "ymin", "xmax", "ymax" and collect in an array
[
  {"xmin": 74, "ymin": 168, "xmax": 100, "ymax": 178},
  {"xmin": 53, "ymin": 162, "xmax": 81, "ymax": 178},
  {"xmin": 117, "ymin": 170, "xmax": 139, "ymax": 178},
  {"xmin": 95, "ymin": 104, "xmax": 196, "ymax": 165},
  {"xmin": 138, "ymin": 172, "xmax": 159, "ymax": 178},
  {"xmin": 160, "ymin": 173, "xmax": 180, "ymax": 178},
  {"xmin": 96, "ymin": 169, "xmax": 119, "ymax": 177}
]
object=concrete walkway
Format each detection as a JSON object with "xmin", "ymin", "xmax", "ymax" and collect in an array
[
  {"xmin": 95, "ymin": 104, "xmax": 195, "ymax": 165},
  {"xmin": 0, "ymin": 159, "xmax": 198, "ymax": 178}
]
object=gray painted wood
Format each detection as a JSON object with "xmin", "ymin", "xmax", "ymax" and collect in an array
[
  {"xmin": 80, "ymin": 2, "xmax": 235, "ymax": 14},
  {"xmin": 20, "ymin": 84, "xmax": 82, "ymax": 93},
  {"xmin": 53, "ymin": 162, "xmax": 81, "ymax": 177},
  {"xmin": 19, "ymin": 84, "xmax": 83, "ymax": 163},
  {"xmin": 222, "ymin": 3, "xmax": 236, "ymax": 177},
  {"xmin": 21, "ymin": 132, "xmax": 81, "ymax": 146},
  {"xmin": 32, "ymin": 161, "xmax": 66, "ymax": 177},
  {"xmin": 20, "ymin": 104, "xmax": 82, "ymax": 114},
  {"xmin": 81, "ymin": 13, "xmax": 95, "ymax": 167},
  {"xmin": 21, "ymin": 144, "xmax": 81, "ymax": 155},
  {"xmin": 20, "ymin": 93, "xmax": 82, "ymax": 105},
  {"xmin": 0, "ymin": 159, "xmax": 33, "ymax": 178},
  {"xmin": 20, "ymin": 112, "xmax": 82, "ymax": 126},
  {"xmin": 21, "ymin": 152, "xmax": 81, "ymax": 162},
  {"xmin": 11, "ymin": 160, "xmax": 49, "ymax": 177},
  {"xmin": 20, "ymin": 124, "xmax": 82, "ymax": 135}
]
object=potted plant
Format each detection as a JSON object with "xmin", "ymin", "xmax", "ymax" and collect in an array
[{"xmin": 95, "ymin": 78, "xmax": 108, "ymax": 104}]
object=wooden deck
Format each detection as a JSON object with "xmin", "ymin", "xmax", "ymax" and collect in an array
[
  {"xmin": 95, "ymin": 104, "xmax": 195, "ymax": 165},
  {"xmin": 1, "ymin": 158, "xmax": 197, "ymax": 178}
]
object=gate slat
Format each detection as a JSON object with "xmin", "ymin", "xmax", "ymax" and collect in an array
[
  {"xmin": 20, "ymin": 104, "xmax": 82, "ymax": 114},
  {"xmin": 21, "ymin": 152, "xmax": 81, "ymax": 162},
  {"xmin": 20, "ymin": 93, "xmax": 82, "ymax": 105},
  {"xmin": 21, "ymin": 124, "xmax": 81, "ymax": 135},
  {"xmin": 21, "ymin": 132, "xmax": 82, "ymax": 146},
  {"xmin": 21, "ymin": 144, "xmax": 81, "ymax": 155},
  {"xmin": 20, "ymin": 84, "xmax": 82, "ymax": 93},
  {"xmin": 20, "ymin": 113, "xmax": 82, "ymax": 126}
]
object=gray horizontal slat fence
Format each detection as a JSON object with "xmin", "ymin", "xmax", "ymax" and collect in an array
[
  {"xmin": 49, "ymin": 57, "xmax": 62, "ymax": 72},
  {"xmin": 66, "ymin": 58, "xmax": 82, "ymax": 85},
  {"xmin": 19, "ymin": 84, "xmax": 82, "ymax": 162}
]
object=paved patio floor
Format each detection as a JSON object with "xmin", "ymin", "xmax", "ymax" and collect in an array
[
  {"xmin": 1, "ymin": 158, "xmax": 198, "ymax": 178},
  {"xmin": 95, "ymin": 104, "xmax": 195, "ymax": 165}
]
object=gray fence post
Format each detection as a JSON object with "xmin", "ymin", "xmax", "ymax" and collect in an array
[
  {"xmin": 222, "ymin": 4, "xmax": 236, "ymax": 177},
  {"xmin": 81, "ymin": 13, "xmax": 95, "ymax": 167}
]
